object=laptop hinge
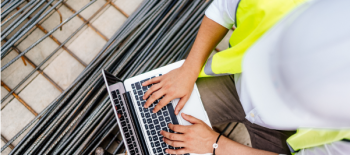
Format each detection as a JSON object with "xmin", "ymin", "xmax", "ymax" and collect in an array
[{"xmin": 123, "ymin": 91, "xmax": 149, "ymax": 155}]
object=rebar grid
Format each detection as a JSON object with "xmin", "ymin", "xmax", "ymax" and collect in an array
[
  {"xmin": 0, "ymin": 0, "xmax": 117, "ymax": 105},
  {"xmin": 4, "ymin": 39, "xmax": 64, "ymax": 92},
  {"xmin": 35, "ymin": 24, "xmax": 88, "ymax": 67},
  {"xmin": 0, "ymin": 0, "xmax": 117, "ymax": 152},
  {"xmin": 109, "ymin": 1, "xmax": 129, "ymax": 18},
  {"xmin": 61, "ymin": 1, "xmax": 109, "ymax": 41},
  {"xmin": 1, "ymin": 81, "xmax": 38, "ymax": 116},
  {"xmin": 1, "ymin": 0, "xmax": 97, "ymax": 71},
  {"xmin": 1, "ymin": 135, "xmax": 15, "ymax": 150}
]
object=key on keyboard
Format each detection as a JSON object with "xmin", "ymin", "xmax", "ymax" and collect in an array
[{"xmin": 111, "ymin": 90, "xmax": 140, "ymax": 155}]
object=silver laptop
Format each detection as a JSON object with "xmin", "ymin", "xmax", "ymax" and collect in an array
[{"xmin": 102, "ymin": 60, "xmax": 211, "ymax": 155}]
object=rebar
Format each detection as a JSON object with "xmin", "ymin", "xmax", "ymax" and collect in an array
[
  {"xmin": 1, "ymin": 0, "xmax": 97, "ymax": 70},
  {"xmin": 113, "ymin": 141, "xmax": 124, "ymax": 155},
  {"xmin": 1, "ymin": 0, "xmax": 107, "ymax": 103}
]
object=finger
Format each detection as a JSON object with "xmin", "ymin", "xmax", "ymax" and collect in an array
[
  {"xmin": 181, "ymin": 113, "xmax": 203, "ymax": 124},
  {"xmin": 144, "ymin": 89, "xmax": 164, "ymax": 108},
  {"xmin": 117, "ymin": 113, "xmax": 122, "ymax": 118},
  {"xmin": 168, "ymin": 123, "xmax": 188, "ymax": 133},
  {"xmin": 143, "ymin": 83, "xmax": 162, "ymax": 100},
  {"xmin": 142, "ymin": 76, "xmax": 162, "ymax": 86},
  {"xmin": 153, "ymin": 95, "xmax": 172, "ymax": 113},
  {"xmin": 166, "ymin": 147, "xmax": 189, "ymax": 154},
  {"xmin": 161, "ymin": 130, "xmax": 185, "ymax": 141},
  {"xmin": 174, "ymin": 95, "xmax": 189, "ymax": 115},
  {"xmin": 163, "ymin": 137, "xmax": 185, "ymax": 147}
]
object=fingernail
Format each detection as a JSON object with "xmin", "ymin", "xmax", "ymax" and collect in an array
[{"xmin": 166, "ymin": 149, "xmax": 168, "ymax": 153}]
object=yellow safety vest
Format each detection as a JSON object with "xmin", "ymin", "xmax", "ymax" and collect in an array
[
  {"xmin": 199, "ymin": 0, "xmax": 350, "ymax": 153},
  {"xmin": 287, "ymin": 129, "xmax": 350, "ymax": 154},
  {"xmin": 198, "ymin": 0, "xmax": 304, "ymax": 77}
]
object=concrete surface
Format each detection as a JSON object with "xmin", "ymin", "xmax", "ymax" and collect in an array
[{"xmin": 1, "ymin": 0, "xmax": 250, "ymax": 154}]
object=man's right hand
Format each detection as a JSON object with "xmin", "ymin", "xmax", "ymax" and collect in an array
[
  {"xmin": 142, "ymin": 66, "xmax": 198, "ymax": 115},
  {"xmin": 142, "ymin": 16, "xmax": 229, "ymax": 115}
]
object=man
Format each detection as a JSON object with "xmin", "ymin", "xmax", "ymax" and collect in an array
[{"xmin": 142, "ymin": 0, "xmax": 350, "ymax": 154}]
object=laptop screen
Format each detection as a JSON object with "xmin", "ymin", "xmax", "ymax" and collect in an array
[{"xmin": 102, "ymin": 70, "xmax": 122, "ymax": 86}]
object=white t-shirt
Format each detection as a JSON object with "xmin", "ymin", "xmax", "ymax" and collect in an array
[{"xmin": 205, "ymin": 1, "xmax": 350, "ymax": 155}]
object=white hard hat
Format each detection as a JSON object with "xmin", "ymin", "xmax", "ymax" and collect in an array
[{"xmin": 243, "ymin": 0, "xmax": 350, "ymax": 128}]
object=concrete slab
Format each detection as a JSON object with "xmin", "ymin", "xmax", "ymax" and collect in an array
[
  {"xmin": 40, "ymin": 5, "xmax": 84, "ymax": 44},
  {"xmin": 1, "ymin": 99, "xmax": 35, "ymax": 145},
  {"xmin": 1, "ymin": 51, "xmax": 37, "ymax": 89},
  {"xmin": 44, "ymin": 51, "xmax": 85, "ymax": 90},
  {"xmin": 11, "ymin": 120, "xmax": 37, "ymax": 146},
  {"xmin": 17, "ymin": 29, "xmax": 59, "ymax": 66},
  {"xmin": 13, "ymin": 72, "xmax": 40, "ymax": 95},
  {"xmin": 67, "ymin": 26, "xmax": 107, "ymax": 64},
  {"xmin": 1, "ymin": 86, "xmax": 9, "ymax": 100},
  {"xmin": 0, "ymin": 95, "xmax": 15, "ymax": 112},
  {"xmin": 0, "ymin": 51, "xmax": 17, "ymax": 83},
  {"xmin": 114, "ymin": 0, "xmax": 143, "ymax": 15},
  {"xmin": 92, "ymin": 6, "xmax": 127, "ymax": 39},
  {"xmin": 0, "ymin": 50, "xmax": 45, "ymax": 112},
  {"xmin": 1, "ymin": 140, "xmax": 12, "ymax": 155},
  {"xmin": 65, "ymin": 0, "xmax": 107, "ymax": 20},
  {"xmin": 18, "ymin": 74, "xmax": 61, "ymax": 113},
  {"xmin": 39, "ymin": 48, "xmax": 65, "ymax": 70}
]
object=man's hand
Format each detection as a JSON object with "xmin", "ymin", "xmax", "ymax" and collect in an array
[
  {"xmin": 142, "ymin": 66, "xmax": 197, "ymax": 114},
  {"xmin": 142, "ymin": 16, "xmax": 230, "ymax": 115},
  {"xmin": 161, "ymin": 113, "xmax": 219, "ymax": 154},
  {"xmin": 160, "ymin": 113, "xmax": 278, "ymax": 155}
]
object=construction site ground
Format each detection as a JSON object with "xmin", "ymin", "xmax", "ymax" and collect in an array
[{"xmin": 1, "ymin": 0, "xmax": 250, "ymax": 154}]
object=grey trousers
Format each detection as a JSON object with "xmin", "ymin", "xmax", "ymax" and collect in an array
[{"xmin": 196, "ymin": 75, "xmax": 293, "ymax": 155}]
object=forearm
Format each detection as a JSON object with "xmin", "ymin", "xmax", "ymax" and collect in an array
[
  {"xmin": 181, "ymin": 15, "xmax": 229, "ymax": 79},
  {"xmin": 215, "ymin": 136, "xmax": 278, "ymax": 155}
]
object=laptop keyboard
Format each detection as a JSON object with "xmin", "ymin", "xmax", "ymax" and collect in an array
[
  {"xmin": 132, "ymin": 74, "xmax": 189, "ymax": 155},
  {"xmin": 111, "ymin": 89, "xmax": 141, "ymax": 155}
]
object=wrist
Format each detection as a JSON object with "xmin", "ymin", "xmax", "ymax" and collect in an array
[
  {"xmin": 206, "ymin": 132, "xmax": 220, "ymax": 153},
  {"xmin": 179, "ymin": 65, "xmax": 200, "ymax": 81}
]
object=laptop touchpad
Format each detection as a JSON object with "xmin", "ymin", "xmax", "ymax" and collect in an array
[{"xmin": 173, "ymin": 88, "xmax": 207, "ymax": 126}]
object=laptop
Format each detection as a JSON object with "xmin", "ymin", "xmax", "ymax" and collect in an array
[{"xmin": 102, "ymin": 60, "xmax": 211, "ymax": 155}]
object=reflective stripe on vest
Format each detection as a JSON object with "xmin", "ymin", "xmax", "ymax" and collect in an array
[
  {"xmin": 287, "ymin": 129, "xmax": 350, "ymax": 153},
  {"xmin": 198, "ymin": 0, "xmax": 305, "ymax": 77}
]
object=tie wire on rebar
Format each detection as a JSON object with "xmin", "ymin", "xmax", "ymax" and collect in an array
[{"xmin": 1, "ymin": 0, "xmax": 212, "ymax": 154}]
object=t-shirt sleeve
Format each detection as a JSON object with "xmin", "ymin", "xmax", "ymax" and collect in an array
[{"xmin": 205, "ymin": 0, "xmax": 240, "ymax": 29}]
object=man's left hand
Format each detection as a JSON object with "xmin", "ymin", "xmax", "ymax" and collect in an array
[{"xmin": 161, "ymin": 113, "xmax": 219, "ymax": 154}]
